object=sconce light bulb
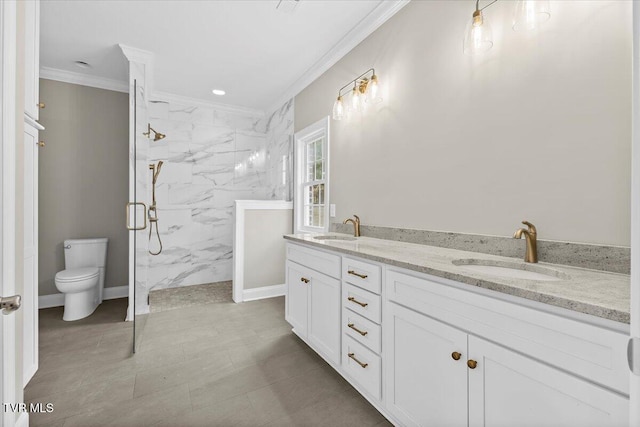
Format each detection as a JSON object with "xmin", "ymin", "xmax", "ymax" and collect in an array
[
  {"xmin": 351, "ymin": 87, "xmax": 361, "ymax": 111},
  {"xmin": 366, "ymin": 74, "xmax": 383, "ymax": 104},
  {"xmin": 463, "ymin": 9, "xmax": 493, "ymax": 55},
  {"xmin": 513, "ymin": 0, "xmax": 550, "ymax": 31},
  {"xmin": 332, "ymin": 95, "xmax": 344, "ymax": 121}
]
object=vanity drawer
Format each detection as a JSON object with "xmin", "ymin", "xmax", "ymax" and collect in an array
[
  {"xmin": 342, "ymin": 335, "xmax": 381, "ymax": 400},
  {"xmin": 343, "ymin": 308, "xmax": 382, "ymax": 354},
  {"xmin": 343, "ymin": 283, "xmax": 381, "ymax": 324},
  {"xmin": 342, "ymin": 257, "xmax": 381, "ymax": 294},
  {"xmin": 286, "ymin": 243, "xmax": 341, "ymax": 279}
]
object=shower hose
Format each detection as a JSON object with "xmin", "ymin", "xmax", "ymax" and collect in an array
[{"xmin": 148, "ymin": 207, "xmax": 163, "ymax": 256}]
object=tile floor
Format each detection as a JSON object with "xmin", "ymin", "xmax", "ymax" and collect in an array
[
  {"xmin": 26, "ymin": 297, "xmax": 390, "ymax": 426},
  {"xmin": 149, "ymin": 281, "xmax": 233, "ymax": 313}
]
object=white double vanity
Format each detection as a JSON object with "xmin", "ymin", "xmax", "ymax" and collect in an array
[{"xmin": 284, "ymin": 233, "xmax": 630, "ymax": 427}]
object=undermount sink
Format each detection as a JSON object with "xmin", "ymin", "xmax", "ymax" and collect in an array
[
  {"xmin": 452, "ymin": 259, "xmax": 570, "ymax": 282},
  {"xmin": 313, "ymin": 235, "xmax": 358, "ymax": 241}
]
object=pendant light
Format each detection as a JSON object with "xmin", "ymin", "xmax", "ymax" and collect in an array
[
  {"xmin": 463, "ymin": 1, "xmax": 494, "ymax": 55},
  {"xmin": 513, "ymin": 0, "xmax": 550, "ymax": 31}
]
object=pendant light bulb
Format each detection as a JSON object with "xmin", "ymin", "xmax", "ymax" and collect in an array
[
  {"xmin": 513, "ymin": 0, "xmax": 550, "ymax": 31},
  {"xmin": 332, "ymin": 95, "xmax": 344, "ymax": 121},
  {"xmin": 366, "ymin": 74, "xmax": 383, "ymax": 104},
  {"xmin": 463, "ymin": 9, "xmax": 493, "ymax": 55}
]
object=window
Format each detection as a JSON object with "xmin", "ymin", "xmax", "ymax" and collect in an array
[{"xmin": 294, "ymin": 117, "xmax": 329, "ymax": 233}]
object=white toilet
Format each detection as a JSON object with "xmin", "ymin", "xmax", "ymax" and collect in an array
[{"xmin": 54, "ymin": 238, "xmax": 108, "ymax": 321}]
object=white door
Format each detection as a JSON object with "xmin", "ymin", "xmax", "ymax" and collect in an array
[
  {"xmin": 631, "ymin": 3, "xmax": 640, "ymax": 426},
  {"xmin": 385, "ymin": 302, "xmax": 468, "ymax": 427},
  {"xmin": 468, "ymin": 335, "xmax": 628, "ymax": 427},
  {"xmin": 307, "ymin": 270, "xmax": 340, "ymax": 364},
  {"xmin": 285, "ymin": 261, "xmax": 309, "ymax": 337},
  {"xmin": 1, "ymin": 1, "xmax": 21, "ymax": 426}
]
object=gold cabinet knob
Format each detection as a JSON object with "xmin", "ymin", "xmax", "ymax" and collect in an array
[
  {"xmin": 37, "ymin": 102, "xmax": 45, "ymax": 109},
  {"xmin": 451, "ymin": 352, "xmax": 461, "ymax": 361},
  {"xmin": 467, "ymin": 359, "xmax": 478, "ymax": 369},
  {"xmin": 37, "ymin": 141, "xmax": 45, "ymax": 147}
]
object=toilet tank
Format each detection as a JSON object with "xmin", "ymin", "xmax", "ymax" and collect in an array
[{"xmin": 64, "ymin": 238, "xmax": 109, "ymax": 269}]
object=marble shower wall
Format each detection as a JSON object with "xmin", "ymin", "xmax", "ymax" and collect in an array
[{"xmin": 134, "ymin": 98, "xmax": 293, "ymax": 312}]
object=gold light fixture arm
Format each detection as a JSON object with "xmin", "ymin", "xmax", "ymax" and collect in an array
[{"xmin": 336, "ymin": 68, "xmax": 376, "ymax": 98}]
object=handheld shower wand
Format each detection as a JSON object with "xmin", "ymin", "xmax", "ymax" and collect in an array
[{"xmin": 148, "ymin": 161, "xmax": 164, "ymax": 255}]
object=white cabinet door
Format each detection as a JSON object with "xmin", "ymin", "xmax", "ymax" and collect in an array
[
  {"xmin": 468, "ymin": 335, "xmax": 629, "ymax": 427},
  {"xmin": 308, "ymin": 270, "xmax": 341, "ymax": 365},
  {"xmin": 285, "ymin": 261, "xmax": 309, "ymax": 337},
  {"xmin": 386, "ymin": 302, "xmax": 468, "ymax": 427},
  {"xmin": 23, "ymin": 123, "xmax": 38, "ymax": 386}
]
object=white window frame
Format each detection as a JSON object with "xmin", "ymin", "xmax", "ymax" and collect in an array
[{"xmin": 294, "ymin": 116, "xmax": 330, "ymax": 234}]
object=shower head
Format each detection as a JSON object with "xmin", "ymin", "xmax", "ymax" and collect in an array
[{"xmin": 144, "ymin": 123, "xmax": 166, "ymax": 142}]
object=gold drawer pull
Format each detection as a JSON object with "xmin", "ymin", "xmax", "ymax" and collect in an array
[
  {"xmin": 348, "ymin": 352, "xmax": 368, "ymax": 368},
  {"xmin": 451, "ymin": 352, "xmax": 461, "ymax": 361},
  {"xmin": 467, "ymin": 359, "xmax": 477, "ymax": 369},
  {"xmin": 37, "ymin": 102, "xmax": 45, "ymax": 109},
  {"xmin": 300, "ymin": 277, "xmax": 310, "ymax": 284},
  {"xmin": 348, "ymin": 270, "xmax": 368, "ymax": 279},
  {"xmin": 347, "ymin": 323, "xmax": 368, "ymax": 336},
  {"xmin": 347, "ymin": 296, "xmax": 368, "ymax": 308},
  {"xmin": 37, "ymin": 141, "xmax": 45, "ymax": 147}
]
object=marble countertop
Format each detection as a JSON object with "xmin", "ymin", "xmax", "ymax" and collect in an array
[{"xmin": 284, "ymin": 233, "xmax": 630, "ymax": 324}]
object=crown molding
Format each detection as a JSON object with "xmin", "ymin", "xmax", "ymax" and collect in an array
[
  {"xmin": 39, "ymin": 66, "xmax": 128, "ymax": 93},
  {"xmin": 266, "ymin": 0, "xmax": 410, "ymax": 113},
  {"xmin": 152, "ymin": 90, "xmax": 265, "ymax": 118}
]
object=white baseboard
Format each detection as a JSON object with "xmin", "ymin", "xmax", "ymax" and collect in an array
[
  {"xmin": 39, "ymin": 285, "xmax": 129, "ymax": 309},
  {"xmin": 242, "ymin": 284, "xmax": 285, "ymax": 302},
  {"xmin": 16, "ymin": 412, "xmax": 29, "ymax": 427}
]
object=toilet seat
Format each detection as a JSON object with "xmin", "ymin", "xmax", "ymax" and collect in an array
[{"xmin": 55, "ymin": 267, "xmax": 99, "ymax": 283}]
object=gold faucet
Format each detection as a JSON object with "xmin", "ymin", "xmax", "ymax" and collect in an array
[
  {"xmin": 513, "ymin": 221, "xmax": 538, "ymax": 263},
  {"xmin": 343, "ymin": 215, "xmax": 361, "ymax": 237}
]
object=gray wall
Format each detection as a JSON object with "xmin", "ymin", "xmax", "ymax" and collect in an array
[
  {"xmin": 295, "ymin": 1, "xmax": 631, "ymax": 246},
  {"xmin": 38, "ymin": 79, "xmax": 129, "ymax": 296},
  {"xmin": 244, "ymin": 209, "xmax": 292, "ymax": 289}
]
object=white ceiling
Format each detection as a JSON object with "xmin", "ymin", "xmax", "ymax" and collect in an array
[{"xmin": 40, "ymin": 0, "xmax": 402, "ymax": 111}]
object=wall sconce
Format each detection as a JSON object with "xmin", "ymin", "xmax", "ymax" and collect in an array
[
  {"xmin": 332, "ymin": 68, "xmax": 382, "ymax": 121},
  {"xmin": 463, "ymin": 0, "xmax": 551, "ymax": 55}
]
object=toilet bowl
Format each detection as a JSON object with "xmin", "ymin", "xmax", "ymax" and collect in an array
[
  {"xmin": 55, "ymin": 268, "xmax": 100, "ymax": 321},
  {"xmin": 54, "ymin": 238, "xmax": 108, "ymax": 321}
]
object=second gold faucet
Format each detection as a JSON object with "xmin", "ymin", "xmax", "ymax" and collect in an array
[
  {"xmin": 343, "ymin": 215, "xmax": 361, "ymax": 237},
  {"xmin": 513, "ymin": 220, "xmax": 537, "ymax": 263}
]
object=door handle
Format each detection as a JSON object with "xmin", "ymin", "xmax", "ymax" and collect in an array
[
  {"xmin": 1, "ymin": 295, "xmax": 21, "ymax": 314},
  {"xmin": 126, "ymin": 202, "xmax": 147, "ymax": 230},
  {"xmin": 628, "ymin": 337, "xmax": 640, "ymax": 376}
]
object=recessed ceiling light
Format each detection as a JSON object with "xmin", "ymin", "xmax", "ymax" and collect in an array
[
  {"xmin": 212, "ymin": 89, "xmax": 226, "ymax": 96},
  {"xmin": 74, "ymin": 60, "xmax": 91, "ymax": 69}
]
